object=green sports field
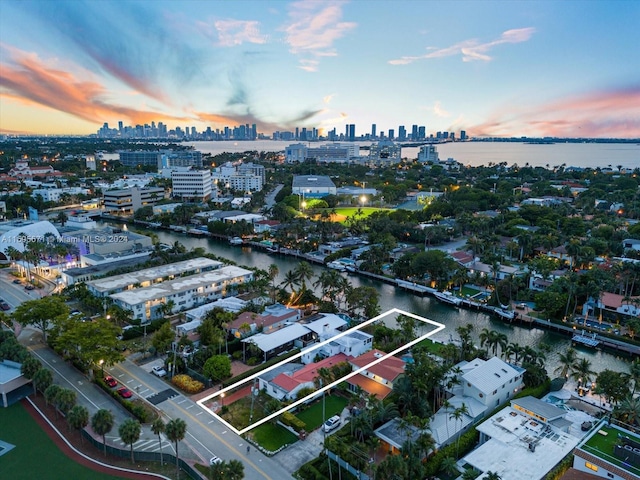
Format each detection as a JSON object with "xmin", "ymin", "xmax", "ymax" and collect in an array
[
  {"xmin": 326, "ymin": 207, "xmax": 390, "ymax": 223},
  {"xmin": 0, "ymin": 403, "xmax": 121, "ymax": 480}
]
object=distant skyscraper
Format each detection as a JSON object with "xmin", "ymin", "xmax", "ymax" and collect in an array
[
  {"xmin": 118, "ymin": 121, "xmax": 123, "ymax": 132},
  {"xmin": 418, "ymin": 126, "xmax": 426, "ymax": 140},
  {"xmin": 398, "ymin": 126, "xmax": 406, "ymax": 141},
  {"xmin": 460, "ymin": 130, "xmax": 467, "ymax": 141},
  {"xmin": 371, "ymin": 124, "xmax": 377, "ymax": 138},
  {"xmin": 348, "ymin": 124, "xmax": 355, "ymax": 141},
  {"xmin": 411, "ymin": 125, "xmax": 418, "ymax": 140},
  {"xmin": 388, "ymin": 129, "xmax": 394, "ymax": 139}
]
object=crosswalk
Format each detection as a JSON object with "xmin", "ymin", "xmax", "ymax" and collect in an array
[{"xmin": 112, "ymin": 436, "xmax": 172, "ymax": 453}]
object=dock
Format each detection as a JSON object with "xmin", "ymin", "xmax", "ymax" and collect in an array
[{"xmin": 572, "ymin": 334, "xmax": 601, "ymax": 348}]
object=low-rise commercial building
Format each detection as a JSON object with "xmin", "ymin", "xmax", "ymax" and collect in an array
[{"xmin": 103, "ymin": 187, "xmax": 165, "ymax": 213}]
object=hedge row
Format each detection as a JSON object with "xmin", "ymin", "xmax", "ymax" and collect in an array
[
  {"xmin": 281, "ymin": 411, "xmax": 306, "ymax": 432},
  {"xmin": 423, "ymin": 429, "xmax": 480, "ymax": 477}
]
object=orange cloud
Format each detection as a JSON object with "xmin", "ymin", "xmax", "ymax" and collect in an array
[{"xmin": 0, "ymin": 48, "xmax": 190, "ymax": 127}]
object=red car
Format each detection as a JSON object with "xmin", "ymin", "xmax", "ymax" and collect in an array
[
  {"xmin": 117, "ymin": 387, "xmax": 132, "ymax": 398},
  {"xmin": 104, "ymin": 376, "xmax": 117, "ymax": 388}
]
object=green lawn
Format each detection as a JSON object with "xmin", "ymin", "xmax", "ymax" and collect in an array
[
  {"xmin": 251, "ymin": 422, "xmax": 298, "ymax": 452},
  {"xmin": 331, "ymin": 207, "xmax": 388, "ymax": 222},
  {"xmin": 580, "ymin": 425, "xmax": 640, "ymax": 478},
  {"xmin": 0, "ymin": 403, "xmax": 121, "ymax": 480},
  {"xmin": 295, "ymin": 395, "xmax": 349, "ymax": 431}
]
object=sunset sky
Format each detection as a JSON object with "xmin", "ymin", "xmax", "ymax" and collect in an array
[{"xmin": 1, "ymin": 0, "xmax": 639, "ymax": 137}]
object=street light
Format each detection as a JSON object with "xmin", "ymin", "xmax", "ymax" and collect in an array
[
  {"xmin": 221, "ymin": 392, "xmax": 225, "ymax": 408},
  {"xmin": 99, "ymin": 359, "xmax": 104, "ymax": 377}
]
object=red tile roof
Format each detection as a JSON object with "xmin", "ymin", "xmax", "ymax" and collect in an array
[
  {"xmin": 350, "ymin": 349, "xmax": 405, "ymax": 382},
  {"xmin": 346, "ymin": 374, "xmax": 392, "ymax": 399},
  {"xmin": 272, "ymin": 353, "xmax": 351, "ymax": 392}
]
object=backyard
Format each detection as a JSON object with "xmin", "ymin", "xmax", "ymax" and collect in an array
[{"xmin": 580, "ymin": 425, "xmax": 640, "ymax": 478}]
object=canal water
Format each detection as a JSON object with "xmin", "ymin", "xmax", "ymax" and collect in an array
[{"xmin": 113, "ymin": 223, "xmax": 632, "ymax": 377}]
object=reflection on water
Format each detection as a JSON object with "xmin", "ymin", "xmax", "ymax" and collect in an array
[{"xmin": 113, "ymin": 224, "xmax": 631, "ymax": 376}]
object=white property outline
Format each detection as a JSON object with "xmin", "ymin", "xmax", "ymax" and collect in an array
[{"xmin": 196, "ymin": 308, "xmax": 445, "ymax": 435}]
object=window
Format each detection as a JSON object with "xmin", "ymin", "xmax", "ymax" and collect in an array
[{"xmin": 585, "ymin": 462, "xmax": 598, "ymax": 472}]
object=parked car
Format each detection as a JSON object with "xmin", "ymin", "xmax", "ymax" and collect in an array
[
  {"xmin": 12, "ymin": 279, "xmax": 22, "ymax": 284},
  {"xmin": 25, "ymin": 284, "xmax": 36, "ymax": 290},
  {"xmin": 104, "ymin": 376, "xmax": 118, "ymax": 388},
  {"xmin": 209, "ymin": 456, "xmax": 222, "ymax": 465},
  {"xmin": 323, "ymin": 415, "xmax": 341, "ymax": 433},
  {"xmin": 117, "ymin": 387, "xmax": 132, "ymax": 398},
  {"xmin": 0, "ymin": 300, "xmax": 10, "ymax": 311},
  {"xmin": 152, "ymin": 365, "xmax": 167, "ymax": 377}
]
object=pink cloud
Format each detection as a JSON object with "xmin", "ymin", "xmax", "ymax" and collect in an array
[
  {"xmin": 281, "ymin": 0, "xmax": 356, "ymax": 71},
  {"xmin": 197, "ymin": 18, "xmax": 267, "ymax": 46},
  {"xmin": 468, "ymin": 87, "xmax": 640, "ymax": 138}
]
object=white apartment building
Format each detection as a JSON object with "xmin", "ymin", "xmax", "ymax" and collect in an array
[
  {"xmin": 211, "ymin": 162, "xmax": 264, "ymax": 193},
  {"xmin": 86, "ymin": 257, "xmax": 222, "ymax": 297},
  {"xmin": 171, "ymin": 169, "xmax": 212, "ymax": 201},
  {"xmin": 109, "ymin": 265, "xmax": 253, "ymax": 322},
  {"xmin": 32, "ymin": 187, "xmax": 90, "ymax": 202},
  {"xmin": 285, "ymin": 143, "xmax": 359, "ymax": 164}
]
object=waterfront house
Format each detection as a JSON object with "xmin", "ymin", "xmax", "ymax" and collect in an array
[
  {"xmin": 258, "ymin": 353, "xmax": 351, "ymax": 401},
  {"xmin": 346, "ymin": 349, "xmax": 406, "ymax": 400},
  {"xmin": 463, "ymin": 396, "xmax": 598, "ymax": 480}
]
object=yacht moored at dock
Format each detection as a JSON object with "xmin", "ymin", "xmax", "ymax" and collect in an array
[{"xmin": 433, "ymin": 290, "xmax": 463, "ymax": 306}]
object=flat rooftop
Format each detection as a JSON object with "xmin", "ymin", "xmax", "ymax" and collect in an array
[
  {"xmin": 87, "ymin": 257, "xmax": 222, "ymax": 293},
  {"xmin": 463, "ymin": 404, "xmax": 595, "ymax": 480},
  {"xmin": 577, "ymin": 423, "xmax": 640, "ymax": 478},
  {"xmin": 110, "ymin": 265, "xmax": 252, "ymax": 305}
]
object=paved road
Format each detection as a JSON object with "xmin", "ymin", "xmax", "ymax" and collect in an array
[{"xmin": 108, "ymin": 358, "xmax": 295, "ymax": 480}]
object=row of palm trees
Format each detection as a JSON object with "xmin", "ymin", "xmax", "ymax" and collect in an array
[{"xmin": 23, "ymin": 351, "xmax": 195, "ymax": 477}]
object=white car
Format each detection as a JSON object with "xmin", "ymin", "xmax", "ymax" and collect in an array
[
  {"xmin": 209, "ymin": 455, "xmax": 222, "ymax": 465},
  {"xmin": 323, "ymin": 415, "xmax": 341, "ymax": 433},
  {"xmin": 151, "ymin": 365, "xmax": 167, "ymax": 377}
]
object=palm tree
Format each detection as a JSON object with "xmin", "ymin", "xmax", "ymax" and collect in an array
[
  {"xmin": 67, "ymin": 405, "xmax": 89, "ymax": 442},
  {"xmin": 486, "ymin": 471, "xmax": 502, "ymax": 480},
  {"xmin": 224, "ymin": 459, "xmax": 245, "ymax": 480},
  {"xmin": 615, "ymin": 395, "xmax": 640, "ymax": 427},
  {"xmin": 151, "ymin": 417, "xmax": 166, "ymax": 465},
  {"xmin": 450, "ymin": 403, "xmax": 470, "ymax": 457},
  {"xmin": 33, "ymin": 368, "xmax": 53, "ymax": 396},
  {"xmin": 440, "ymin": 456, "xmax": 460, "ymax": 478},
  {"xmin": 629, "ymin": 358, "xmax": 640, "ymax": 395},
  {"xmin": 20, "ymin": 356, "xmax": 41, "ymax": 395},
  {"xmin": 118, "ymin": 419, "xmax": 142, "ymax": 463},
  {"xmin": 267, "ymin": 264, "xmax": 279, "ymax": 302},
  {"xmin": 165, "ymin": 418, "xmax": 187, "ymax": 478},
  {"xmin": 571, "ymin": 358, "xmax": 595, "ymax": 387},
  {"xmin": 554, "ymin": 348, "xmax": 578, "ymax": 379},
  {"xmin": 294, "ymin": 261, "xmax": 314, "ymax": 291},
  {"xmin": 91, "ymin": 409, "xmax": 114, "ymax": 456}
]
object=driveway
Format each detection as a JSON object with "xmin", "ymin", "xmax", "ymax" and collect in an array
[{"xmin": 272, "ymin": 407, "xmax": 350, "ymax": 474}]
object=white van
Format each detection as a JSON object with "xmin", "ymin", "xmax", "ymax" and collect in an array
[{"xmin": 323, "ymin": 415, "xmax": 341, "ymax": 433}]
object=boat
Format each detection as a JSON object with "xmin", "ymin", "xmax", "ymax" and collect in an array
[
  {"xmin": 345, "ymin": 265, "xmax": 357, "ymax": 273},
  {"xmin": 266, "ymin": 246, "xmax": 279, "ymax": 253},
  {"xmin": 229, "ymin": 237, "xmax": 244, "ymax": 245},
  {"xmin": 327, "ymin": 261, "xmax": 347, "ymax": 272},
  {"xmin": 187, "ymin": 228, "xmax": 206, "ymax": 236},
  {"xmin": 433, "ymin": 291, "xmax": 463, "ymax": 306},
  {"xmin": 493, "ymin": 307, "xmax": 516, "ymax": 321}
]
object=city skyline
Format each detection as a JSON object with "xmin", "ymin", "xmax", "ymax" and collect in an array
[{"xmin": 1, "ymin": 0, "xmax": 639, "ymax": 138}]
